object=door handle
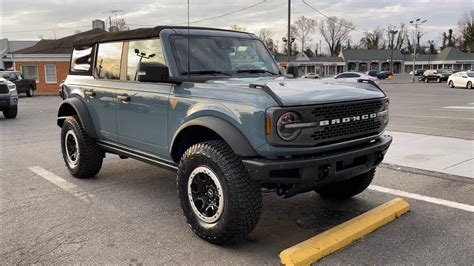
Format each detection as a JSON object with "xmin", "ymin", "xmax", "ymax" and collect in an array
[
  {"xmin": 117, "ymin": 93, "xmax": 131, "ymax": 103},
  {"xmin": 84, "ymin": 90, "xmax": 96, "ymax": 97}
]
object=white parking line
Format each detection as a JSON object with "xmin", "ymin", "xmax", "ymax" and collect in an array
[
  {"xmin": 443, "ymin": 106, "xmax": 474, "ymax": 110},
  {"xmin": 368, "ymin": 185, "xmax": 474, "ymax": 213},
  {"xmin": 390, "ymin": 114, "xmax": 474, "ymax": 120},
  {"xmin": 28, "ymin": 166, "xmax": 92, "ymax": 203}
]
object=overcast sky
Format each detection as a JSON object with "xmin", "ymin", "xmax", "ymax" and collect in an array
[{"xmin": 1, "ymin": 0, "xmax": 471, "ymax": 53}]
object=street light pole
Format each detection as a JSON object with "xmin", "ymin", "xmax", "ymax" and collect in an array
[
  {"xmin": 410, "ymin": 18, "xmax": 427, "ymax": 82},
  {"xmin": 389, "ymin": 29, "xmax": 398, "ymax": 73},
  {"xmin": 428, "ymin": 40, "xmax": 433, "ymax": 70}
]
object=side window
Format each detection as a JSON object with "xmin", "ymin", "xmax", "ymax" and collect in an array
[
  {"xmin": 336, "ymin": 74, "xmax": 347, "ymax": 79},
  {"xmin": 71, "ymin": 46, "xmax": 93, "ymax": 73},
  {"xmin": 126, "ymin": 39, "xmax": 166, "ymax": 81},
  {"xmin": 95, "ymin": 42, "xmax": 123, "ymax": 80},
  {"xmin": 347, "ymin": 73, "xmax": 360, "ymax": 78}
]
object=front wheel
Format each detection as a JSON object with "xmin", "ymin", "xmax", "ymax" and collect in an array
[
  {"xmin": 3, "ymin": 106, "xmax": 18, "ymax": 119},
  {"xmin": 177, "ymin": 140, "xmax": 262, "ymax": 245},
  {"xmin": 61, "ymin": 116, "xmax": 104, "ymax": 178},
  {"xmin": 467, "ymin": 82, "xmax": 472, "ymax": 90},
  {"xmin": 316, "ymin": 169, "xmax": 375, "ymax": 200},
  {"xmin": 27, "ymin": 86, "xmax": 35, "ymax": 97},
  {"xmin": 437, "ymin": 77, "xmax": 441, "ymax": 83},
  {"xmin": 448, "ymin": 81, "xmax": 454, "ymax": 88}
]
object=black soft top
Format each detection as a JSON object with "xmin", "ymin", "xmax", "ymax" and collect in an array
[{"xmin": 73, "ymin": 26, "xmax": 251, "ymax": 47}]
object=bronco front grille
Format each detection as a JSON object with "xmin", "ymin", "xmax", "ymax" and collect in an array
[
  {"xmin": 0, "ymin": 84, "xmax": 9, "ymax": 94},
  {"xmin": 310, "ymin": 99, "xmax": 384, "ymax": 145}
]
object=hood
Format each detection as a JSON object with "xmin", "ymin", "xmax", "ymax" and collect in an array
[{"xmin": 250, "ymin": 79, "xmax": 386, "ymax": 106}]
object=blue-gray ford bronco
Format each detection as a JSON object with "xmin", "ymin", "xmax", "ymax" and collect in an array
[{"xmin": 57, "ymin": 26, "xmax": 392, "ymax": 244}]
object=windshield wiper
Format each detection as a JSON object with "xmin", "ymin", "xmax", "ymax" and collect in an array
[
  {"xmin": 181, "ymin": 70, "xmax": 230, "ymax": 76},
  {"xmin": 236, "ymin": 69, "xmax": 279, "ymax": 75}
]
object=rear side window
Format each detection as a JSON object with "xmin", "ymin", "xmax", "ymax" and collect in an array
[
  {"xmin": 126, "ymin": 39, "xmax": 166, "ymax": 81},
  {"xmin": 95, "ymin": 42, "xmax": 123, "ymax": 80},
  {"xmin": 70, "ymin": 46, "xmax": 93, "ymax": 73}
]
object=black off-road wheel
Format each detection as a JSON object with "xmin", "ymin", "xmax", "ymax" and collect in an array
[
  {"xmin": 177, "ymin": 140, "xmax": 262, "ymax": 245},
  {"xmin": 27, "ymin": 86, "xmax": 35, "ymax": 97},
  {"xmin": 61, "ymin": 116, "xmax": 103, "ymax": 178},
  {"xmin": 3, "ymin": 106, "xmax": 18, "ymax": 119},
  {"xmin": 316, "ymin": 169, "xmax": 376, "ymax": 200}
]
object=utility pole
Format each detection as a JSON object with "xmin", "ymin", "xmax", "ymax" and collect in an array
[
  {"xmin": 389, "ymin": 29, "xmax": 398, "ymax": 73},
  {"xmin": 410, "ymin": 18, "xmax": 427, "ymax": 82},
  {"xmin": 287, "ymin": 0, "xmax": 291, "ymax": 65}
]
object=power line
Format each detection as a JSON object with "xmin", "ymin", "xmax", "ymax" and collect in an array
[{"xmin": 302, "ymin": 0, "xmax": 366, "ymax": 34}]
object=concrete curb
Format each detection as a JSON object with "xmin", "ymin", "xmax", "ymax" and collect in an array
[{"xmin": 279, "ymin": 198, "xmax": 410, "ymax": 266}]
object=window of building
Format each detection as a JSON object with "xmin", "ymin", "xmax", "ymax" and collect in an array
[
  {"xmin": 95, "ymin": 42, "xmax": 123, "ymax": 80},
  {"xmin": 126, "ymin": 39, "xmax": 166, "ymax": 81},
  {"xmin": 45, "ymin": 64, "xmax": 57, "ymax": 83},
  {"xmin": 71, "ymin": 46, "xmax": 93, "ymax": 73},
  {"xmin": 21, "ymin": 65, "xmax": 39, "ymax": 82}
]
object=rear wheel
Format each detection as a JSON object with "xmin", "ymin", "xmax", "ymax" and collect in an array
[
  {"xmin": 437, "ymin": 77, "xmax": 441, "ymax": 83},
  {"xmin": 467, "ymin": 81, "xmax": 472, "ymax": 90},
  {"xmin": 3, "ymin": 106, "xmax": 18, "ymax": 119},
  {"xmin": 425, "ymin": 78, "xmax": 429, "ymax": 83},
  {"xmin": 177, "ymin": 140, "xmax": 262, "ymax": 245},
  {"xmin": 448, "ymin": 81, "xmax": 454, "ymax": 88},
  {"xmin": 27, "ymin": 86, "xmax": 35, "ymax": 97},
  {"xmin": 61, "ymin": 116, "xmax": 103, "ymax": 178},
  {"xmin": 316, "ymin": 169, "xmax": 375, "ymax": 200}
]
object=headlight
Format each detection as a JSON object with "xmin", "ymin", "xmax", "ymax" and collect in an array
[
  {"xmin": 378, "ymin": 99, "xmax": 389, "ymax": 125},
  {"xmin": 8, "ymin": 84, "xmax": 16, "ymax": 91},
  {"xmin": 277, "ymin": 112, "xmax": 302, "ymax": 141}
]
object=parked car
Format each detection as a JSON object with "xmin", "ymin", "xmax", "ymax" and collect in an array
[
  {"xmin": 410, "ymin": 69, "xmax": 426, "ymax": 76},
  {"xmin": 447, "ymin": 71, "xmax": 473, "ymax": 89},
  {"xmin": 366, "ymin": 70, "xmax": 386, "ymax": 80},
  {"xmin": 57, "ymin": 26, "xmax": 391, "ymax": 244},
  {"xmin": 420, "ymin": 69, "xmax": 451, "ymax": 83},
  {"xmin": 0, "ymin": 71, "xmax": 37, "ymax": 97},
  {"xmin": 301, "ymin": 73, "xmax": 320, "ymax": 79},
  {"xmin": 331, "ymin": 72, "xmax": 379, "ymax": 84},
  {"xmin": 379, "ymin": 71, "xmax": 394, "ymax": 79},
  {"xmin": 0, "ymin": 77, "xmax": 18, "ymax": 118}
]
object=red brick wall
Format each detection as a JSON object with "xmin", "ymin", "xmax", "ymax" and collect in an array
[{"xmin": 14, "ymin": 61, "xmax": 70, "ymax": 93}]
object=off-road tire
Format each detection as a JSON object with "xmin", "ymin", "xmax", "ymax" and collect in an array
[
  {"xmin": 27, "ymin": 86, "xmax": 35, "ymax": 97},
  {"xmin": 448, "ymin": 81, "xmax": 454, "ymax": 88},
  {"xmin": 467, "ymin": 81, "xmax": 472, "ymax": 90},
  {"xmin": 177, "ymin": 140, "xmax": 262, "ymax": 245},
  {"xmin": 316, "ymin": 169, "xmax": 376, "ymax": 200},
  {"xmin": 3, "ymin": 106, "xmax": 18, "ymax": 119},
  {"xmin": 61, "ymin": 116, "xmax": 103, "ymax": 178}
]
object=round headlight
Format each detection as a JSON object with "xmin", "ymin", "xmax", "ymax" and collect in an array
[{"xmin": 277, "ymin": 112, "xmax": 302, "ymax": 141}]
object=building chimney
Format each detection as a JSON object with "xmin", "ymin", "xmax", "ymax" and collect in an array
[{"xmin": 92, "ymin": 19, "xmax": 105, "ymax": 31}]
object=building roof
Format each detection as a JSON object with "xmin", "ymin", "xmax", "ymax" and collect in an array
[
  {"xmin": 13, "ymin": 28, "xmax": 105, "ymax": 54},
  {"xmin": 274, "ymin": 53, "xmax": 343, "ymax": 63},
  {"xmin": 404, "ymin": 47, "xmax": 474, "ymax": 62},
  {"xmin": 341, "ymin": 49, "xmax": 405, "ymax": 61},
  {"xmin": 73, "ymin": 26, "xmax": 254, "ymax": 47}
]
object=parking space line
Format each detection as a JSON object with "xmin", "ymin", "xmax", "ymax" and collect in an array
[
  {"xmin": 280, "ymin": 198, "xmax": 410, "ymax": 266},
  {"xmin": 390, "ymin": 114, "xmax": 474, "ymax": 120},
  {"xmin": 368, "ymin": 185, "xmax": 474, "ymax": 212},
  {"xmin": 443, "ymin": 106, "xmax": 474, "ymax": 110},
  {"xmin": 28, "ymin": 166, "xmax": 92, "ymax": 203}
]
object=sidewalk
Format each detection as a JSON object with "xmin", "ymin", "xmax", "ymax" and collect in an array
[{"xmin": 384, "ymin": 131, "xmax": 474, "ymax": 178}]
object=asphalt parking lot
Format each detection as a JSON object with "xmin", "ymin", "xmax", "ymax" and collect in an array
[{"xmin": 1, "ymin": 84, "xmax": 473, "ymax": 264}]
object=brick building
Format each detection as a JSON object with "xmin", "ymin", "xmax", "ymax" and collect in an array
[{"xmin": 11, "ymin": 29, "xmax": 103, "ymax": 93}]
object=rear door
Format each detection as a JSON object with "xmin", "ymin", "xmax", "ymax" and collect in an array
[{"xmin": 116, "ymin": 38, "xmax": 171, "ymax": 156}]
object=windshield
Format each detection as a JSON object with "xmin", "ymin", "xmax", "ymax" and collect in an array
[
  {"xmin": 468, "ymin": 72, "xmax": 474, "ymax": 78},
  {"xmin": 170, "ymin": 35, "xmax": 280, "ymax": 76}
]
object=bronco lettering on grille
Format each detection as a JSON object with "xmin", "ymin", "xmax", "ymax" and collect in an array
[{"xmin": 319, "ymin": 113, "xmax": 377, "ymax": 126}]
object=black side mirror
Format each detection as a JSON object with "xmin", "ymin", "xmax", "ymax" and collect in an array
[{"xmin": 137, "ymin": 62, "xmax": 175, "ymax": 83}]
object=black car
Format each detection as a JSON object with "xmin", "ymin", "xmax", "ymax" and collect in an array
[
  {"xmin": 415, "ymin": 69, "xmax": 426, "ymax": 76},
  {"xmin": 366, "ymin": 70, "xmax": 388, "ymax": 80},
  {"xmin": 420, "ymin": 69, "xmax": 452, "ymax": 83}
]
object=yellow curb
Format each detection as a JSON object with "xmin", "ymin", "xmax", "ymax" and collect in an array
[{"xmin": 280, "ymin": 197, "xmax": 410, "ymax": 266}]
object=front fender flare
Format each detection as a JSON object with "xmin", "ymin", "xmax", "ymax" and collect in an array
[
  {"xmin": 57, "ymin": 97, "xmax": 97, "ymax": 139},
  {"xmin": 171, "ymin": 116, "xmax": 258, "ymax": 157}
]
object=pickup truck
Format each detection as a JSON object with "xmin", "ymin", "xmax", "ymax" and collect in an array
[
  {"xmin": 57, "ymin": 26, "xmax": 392, "ymax": 244},
  {"xmin": 0, "ymin": 71, "xmax": 37, "ymax": 97}
]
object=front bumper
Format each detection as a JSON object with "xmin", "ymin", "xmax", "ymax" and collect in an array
[
  {"xmin": 0, "ymin": 96, "xmax": 18, "ymax": 110},
  {"xmin": 243, "ymin": 134, "xmax": 392, "ymax": 196}
]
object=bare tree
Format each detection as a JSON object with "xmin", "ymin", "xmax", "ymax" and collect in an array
[
  {"xmin": 360, "ymin": 27, "xmax": 384, "ymax": 49},
  {"xmin": 230, "ymin": 25, "xmax": 247, "ymax": 31},
  {"xmin": 457, "ymin": 12, "xmax": 474, "ymax": 52},
  {"xmin": 116, "ymin": 18, "xmax": 129, "ymax": 31},
  {"xmin": 291, "ymin": 16, "xmax": 317, "ymax": 51},
  {"xmin": 319, "ymin": 16, "xmax": 353, "ymax": 56}
]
